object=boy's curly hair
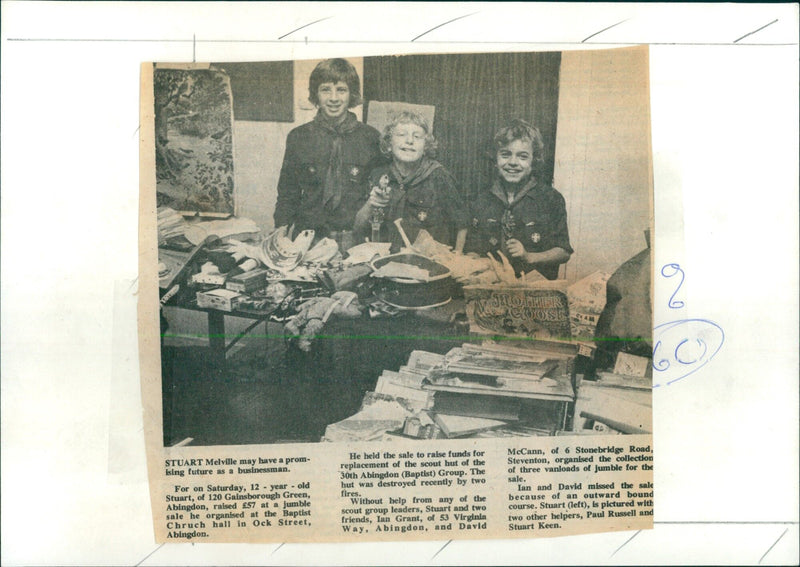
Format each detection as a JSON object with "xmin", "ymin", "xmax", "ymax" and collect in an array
[
  {"xmin": 491, "ymin": 119, "xmax": 545, "ymax": 174},
  {"xmin": 379, "ymin": 110, "xmax": 438, "ymax": 158}
]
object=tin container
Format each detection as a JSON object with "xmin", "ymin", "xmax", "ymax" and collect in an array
[{"xmin": 370, "ymin": 253, "xmax": 454, "ymax": 310}]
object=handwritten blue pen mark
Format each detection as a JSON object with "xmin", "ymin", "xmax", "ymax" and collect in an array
[
  {"xmin": 652, "ymin": 319, "xmax": 725, "ymax": 387},
  {"xmin": 653, "ymin": 263, "xmax": 724, "ymax": 387},
  {"xmin": 661, "ymin": 263, "xmax": 685, "ymax": 309},
  {"xmin": 674, "ymin": 337, "xmax": 708, "ymax": 365}
]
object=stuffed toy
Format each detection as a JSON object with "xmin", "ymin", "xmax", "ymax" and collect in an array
[{"xmin": 284, "ymin": 291, "xmax": 362, "ymax": 352}]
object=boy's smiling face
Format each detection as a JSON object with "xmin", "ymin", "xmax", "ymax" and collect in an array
[
  {"xmin": 316, "ymin": 81, "xmax": 350, "ymax": 121},
  {"xmin": 390, "ymin": 122, "xmax": 426, "ymax": 164},
  {"xmin": 496, "ymin": 138, "xmax": 534, "ymax": 184}
]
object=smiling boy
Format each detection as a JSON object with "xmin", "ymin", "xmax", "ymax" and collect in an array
[
  {"xmin": 465, "ymin": 120, "xmax": 572, "ymax": 280},
  {"xmin": 354, "ymin": 111, "xmax": 469, "ymax": 252},
  {"xmin": 274, "ymin": 59, "xmax": 380, "ymax": 245}
]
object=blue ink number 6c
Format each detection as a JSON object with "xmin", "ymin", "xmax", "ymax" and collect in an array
[
  {"xmin": 652, "ymin": 319, "xmax": 725, "ymax": 387},
  {"xmin": 661, "ymin": 263, "xmax": 685, "ymax": 309}
]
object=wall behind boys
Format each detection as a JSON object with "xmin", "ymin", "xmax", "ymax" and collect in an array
[{"xmin": 554, "ymin": 47, "xmax": 652, "ymax": 283}]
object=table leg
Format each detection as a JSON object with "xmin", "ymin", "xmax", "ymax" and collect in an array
[{"xmin": 207, "ymin": 310, "xmax": 226, "ymax": 368}]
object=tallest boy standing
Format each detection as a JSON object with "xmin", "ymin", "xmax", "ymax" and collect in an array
[{"xmin": 274, "ymin": 59, "xmax": 381, "ymax": 249}]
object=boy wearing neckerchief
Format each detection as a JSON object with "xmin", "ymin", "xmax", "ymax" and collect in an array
[
  {"xmin": 274, "ymin": 59, "xmax": 380, "ymax": 247},
  {"xmin": 465, "ymin": 120, "xmax": 572, "ymax": 280},
  {"xmin": 354, "ymin": 111, "xmax": 469, "ymax": 253}
]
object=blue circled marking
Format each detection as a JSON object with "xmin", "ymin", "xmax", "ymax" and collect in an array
[
  {"xmin": 675, "ymin": 338, "xmax": 708, "ymax": 365},
  {"xmin": 652, "ymin": 340, "xmax": 670, "ymax": 371},
  {"xmin": 652, "ymin": 318, "xmax": 724, "ymax": 387},
  {"xmin": 661, "ymin": 263, "xmax": 686, "ymax": 309}
]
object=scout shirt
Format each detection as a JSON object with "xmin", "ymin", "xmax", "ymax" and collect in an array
[
  {"xmin": 366, "ymin": 158, "xmax": 470, "ymax": 252},
  {"xmin": 465, "ymin": 177, "xmax": 573, "ymax": 280},
  {"xmin": 274, "ymin": 111, "xmax": 381, "ymax": 236}
]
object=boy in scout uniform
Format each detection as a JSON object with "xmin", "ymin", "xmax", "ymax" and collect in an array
[
  {"xmin": 354, "ymin": 110, "xmax": 469, "ymax": 253},
  {"xmin": 274, "ymin": 59, "xmax": 380, "ymax": 250},
  {"xmin": 465, "ymin": 120, "xmax": 572, "ymax": 280}
]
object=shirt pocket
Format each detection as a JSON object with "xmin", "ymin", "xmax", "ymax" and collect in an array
[
  {"xmin": 520, "ymin": 216, "xmax": 548, "ymax": 248},
  {"xmin": 405, "ymin": 192, "xmax": 436, "ymax": 225},
  {"xmin": 343, "ymin": 163, "xmax": 366, "ymax": 185},
  {"xmin": 483, "ymin": 217, "xmax": 501, "ymax": 230},
  {"xmin": 478, "ymin": 217, "xmax": 502, "ymax": 248},
  {"xmin": 297, "ymin": 162, "xmax": 321, "ymax": 187}
]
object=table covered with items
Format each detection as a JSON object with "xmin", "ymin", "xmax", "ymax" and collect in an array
[{"xmin": 157, "ymin": 209, "xmax": 653, "ymax": 445}]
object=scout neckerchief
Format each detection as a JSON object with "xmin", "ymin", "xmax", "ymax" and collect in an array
[
  {"xmin": 316, "ymin": 110, "xmax": 360, "ymax": 211},
  {"xmin": 389, "ymin": 156, "xmax": 442, "ymax": 193},
  {"xmin": 389, "ymin": 157, "xmax": 443, "ymax": 223},
  {"xmin": 489, "ymin": 176, "xmax": 538, "ymax": 241},
  {"xmin": 383, "ymin": 157, "xmax": 444, "ymax": 241}
]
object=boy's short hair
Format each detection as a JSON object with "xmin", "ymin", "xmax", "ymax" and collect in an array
[
  {"xmin": 492, "ymin": 119, "xmax": 546, "ymax": 173},
  {"xmin": 308, "ymin": 58, "xmax": 363, "ymax": 107},
  {"xmin": 380, "ymin": 110, "xmax": 438, "ymax": 158}
]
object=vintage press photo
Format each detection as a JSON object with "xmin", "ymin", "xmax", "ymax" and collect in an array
[{"xmin": 140, "ymin": 46, "xmax": 655, "ymax": 543}]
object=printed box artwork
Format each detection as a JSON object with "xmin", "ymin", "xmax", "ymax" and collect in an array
[
  {"xmin": 464, "ymin": 285, "xmax": 572, "ymax": 340},
  {"xmin": 567, "ymin": 271, "xmax": 611, "ymax": 339}
]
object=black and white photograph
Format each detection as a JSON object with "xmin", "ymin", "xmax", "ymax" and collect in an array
[
  {"xmin": 151, "ymin": 47, "xmax": 653, "ymax": 448},
  {"xmin": 3, "ymin": 1, "xmax": 797, "ymax": 561}
]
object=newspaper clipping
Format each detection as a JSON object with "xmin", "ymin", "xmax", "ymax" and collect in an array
[{"xmin": 139, "ymin": 45, "xmax": 654, "ymax": 543}]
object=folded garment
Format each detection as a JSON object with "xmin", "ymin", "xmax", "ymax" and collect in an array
[
  {"xmin": 371, "ymin": 261, "xmax": 430, "ymax": 282},
  {"xmin": 344, "ymin": 241, "xmax": 392, "ymax": 265},
  {"xmin": 302, "ymin": 237, "xmax": 340, "ymax": 264}
]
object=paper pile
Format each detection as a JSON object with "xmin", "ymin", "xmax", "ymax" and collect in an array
[
  {"xmin": 157, "ymin": 207, "xmax": 188, "ymax": 244},
  {"xmin": 324, "ymin": 341, "xmax": 579, "ymax": 442}
]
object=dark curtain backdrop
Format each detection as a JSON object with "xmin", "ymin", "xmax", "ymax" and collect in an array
[
  {"xmin": 213, "ymin": 61, "xmax": 294, "ymax": 122},
  {"xmin": 364, "ymin": 52, "xmax": 561, "ymax": 200}
]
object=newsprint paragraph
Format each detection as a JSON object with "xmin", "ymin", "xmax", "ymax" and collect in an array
[{"xmin": 139, "ymin": 45, "xmax": 654, "ymax": 543}]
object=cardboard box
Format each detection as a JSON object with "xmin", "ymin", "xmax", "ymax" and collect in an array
[
  {"xmin": 463, "ymin": 283, "xmax": 571, "ymax": 340},
  {"xmin": 225, "ymin": 268, "xmax": 268, "ymax": 293},
  {"xmin": 196, "ymin": 288, "xmax": 242, "ymax": 311}
]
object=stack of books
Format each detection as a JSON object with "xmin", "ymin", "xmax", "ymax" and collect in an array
[
  {"xmin": 423, "ymin": 344, "xmax": 575, "ymax": 433},
  {"xmin": 324, "ymin": 341, "xmax": 579, "ymax": 442}
]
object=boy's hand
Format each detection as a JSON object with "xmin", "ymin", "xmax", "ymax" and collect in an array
[
  {"xmin": 505, "ymin": 238, "xmax": 527, "ymax": 259},
  {"xmin": 487, "ymin": 251, "xmax": 518, "ymax": 283},
  {"xmin": 368, "ymin": 185, "xmax": 391, "ymax": 208}
]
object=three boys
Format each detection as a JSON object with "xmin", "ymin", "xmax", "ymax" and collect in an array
[{"xmin": 275, "ymin": 59, "xmax": 571, "ymax": 280}]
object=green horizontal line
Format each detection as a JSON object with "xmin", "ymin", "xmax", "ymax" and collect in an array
[{"xmin": 162, "ymin": 332, "xmax": 649, "ymax": 343}]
